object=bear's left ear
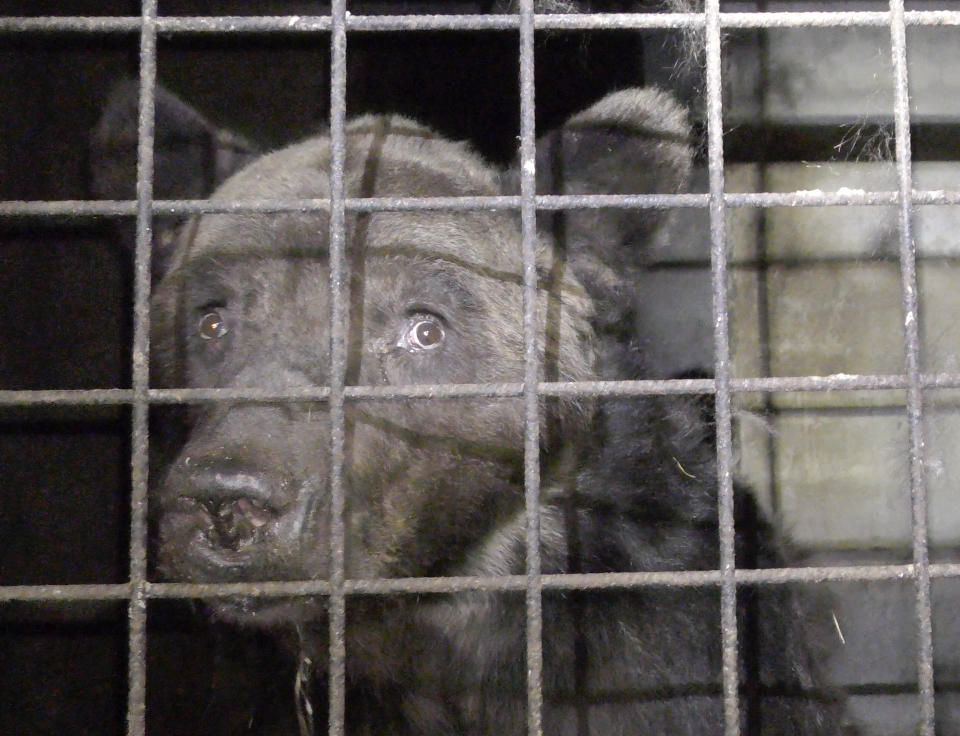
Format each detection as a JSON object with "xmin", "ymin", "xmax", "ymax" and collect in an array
[
  {"xmin": 90, "ymin": 79, "xmax": 257, "ymax": 204},
  {"xmin": 89, "ymin": 80, "xmax": 258, "ymax": 279},
  {"xmin": 506, "ymin": 88, "xmax": 693, "ymax": 339}
]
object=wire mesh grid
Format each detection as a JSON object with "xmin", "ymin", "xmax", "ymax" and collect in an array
[{"xmin": 2, "ymin": 3, "xmax": 960, "ymax": 736}]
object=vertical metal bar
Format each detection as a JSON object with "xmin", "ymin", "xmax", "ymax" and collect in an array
[
  {"xmin": 752, "ymin": 0, "xmax": 782, "ymax": 522},
  {"xmin": 128, "ymin": 2, "xmax": 158, "ymax": 735},
  {"xmin": 888, "ymin": 1, "xmax": 935, "ymax": 733},
  {"xmin": 704, "ymin": 1, "xmax": 740, "ymax": 734},
  {"xmin": 518, "ymin": 1, "xmax": 544, "ymax": 734},
  {"xmin": 328, "ymin": 1, "xmax": 349, "ymax": 735}
]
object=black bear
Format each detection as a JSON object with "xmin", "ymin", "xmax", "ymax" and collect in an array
[{"xmin": 92, "ymin": 82, "xmax": 843, "ymax": 735}]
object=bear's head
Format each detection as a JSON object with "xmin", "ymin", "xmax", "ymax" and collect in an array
[{"xmin": 91, "ymin": 84, "xmax": 693, "ymax": 626}]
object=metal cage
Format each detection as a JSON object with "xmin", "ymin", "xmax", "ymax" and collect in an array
[{"xmin": 2, "ymin": 2, "xmax": 960, "ymax": 735}]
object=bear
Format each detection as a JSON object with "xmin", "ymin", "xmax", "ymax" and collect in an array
[{"xmin": 91, "ymin": 82, "xmax": 844, "ymax": 735}]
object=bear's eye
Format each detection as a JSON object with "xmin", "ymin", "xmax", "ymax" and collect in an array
[
  {"xmin": 402, "ymin": 317, "xmax": 445, "ymax": 352},
  {"xmin": 197, "ymin": 310, "xmax": 229, "ymax": 340}
]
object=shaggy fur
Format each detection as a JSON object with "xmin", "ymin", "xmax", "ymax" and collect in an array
[{"xmin": 93, "ymin": 85, "xmax": 842, "ymax": 735}]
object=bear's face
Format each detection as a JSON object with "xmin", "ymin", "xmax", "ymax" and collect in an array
[
  {"xmin": 89, "ymin": 83, "xmax": 692, "ymax": 627},
  {"xmin": 150, "ymin": 115, "xmax": 596, "ymax": 625}
]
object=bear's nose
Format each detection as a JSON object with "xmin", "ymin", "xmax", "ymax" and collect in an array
[
  {"xmin": 180, "ymin": 463, "xmax": 279, "ymax": 550},
  {"xmin": 201, "ymin": 496, "xmax": 274, "ymax": 550}
]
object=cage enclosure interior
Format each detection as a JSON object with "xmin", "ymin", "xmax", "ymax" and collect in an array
[{"xmin": 1, "ymin": 2, "xmax": 959, "ymax": 736}]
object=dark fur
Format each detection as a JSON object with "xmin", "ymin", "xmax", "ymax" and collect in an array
[{"xmin": 94, "ymin": 85, "xmax": 842, "ymax": 735}]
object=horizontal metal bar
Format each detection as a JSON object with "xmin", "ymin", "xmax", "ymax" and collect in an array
[
  {"xmin": 2, "ymin": 189, "xmax": 960, "ymax": 220},
  {"xmin": 0, "ymin": 194, "xmax": 700, "ymax": 218},
  {"xmin": 5, "ymin": 562, "xmax": 960, "ymax": 604},
  {"xmin": 719, "ymin": 9, "xmax": 960, "ymax": 29},
  {"xmin": 7, "ymin": 372, "xmax": 960, "ymax": 408},
  {"xmin": 727, "ymin": 190, "xmax": 960, "ymax": 207},
  {"xmin": 1, "ymin": 11, "xmax": 959, "ymax": 35},
  {"xmin": 347, "ymin": 11, "xmax": 703, "ymax": 32},
  {"xmin": 148, "ymin": 580, "xmax": 331, "ymax": 598},
  {"xmin": 0, "ymin": 201, "xmax": 138, "ymax": 217},
  {"xmin": 0, "ymin": 583, "xmax": 134, "ymax": 601},
  {"xmin": 0, "ymin": 16, "xmax": 144, "ymax": 33},
  {"xmin": 0, "ymin": 388, "xmax": 135, "ymax": 406}
]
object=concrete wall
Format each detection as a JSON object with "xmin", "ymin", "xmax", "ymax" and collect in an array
[{"xmin": 641, "ymin": 7, "xmax": 960, "ymax": 732}]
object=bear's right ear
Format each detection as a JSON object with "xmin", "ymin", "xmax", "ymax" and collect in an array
[
  {"xmin": 89, "ymin": 80, "xmax": 258, "ymax": 278},
  {"xmin": 532, "ymin": 88, "xmax": 692, "ymax": 265},
  {"xmin": 507, "ymin": 88, "xmax": 693, "ymax": 345}
]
